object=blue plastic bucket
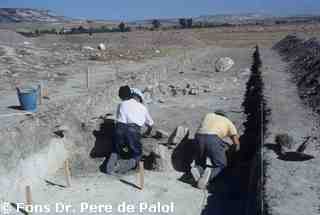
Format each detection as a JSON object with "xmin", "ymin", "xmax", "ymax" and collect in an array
[{"xmin": 16, "ymin": 87, "xmax": 38, "ymax": 112}]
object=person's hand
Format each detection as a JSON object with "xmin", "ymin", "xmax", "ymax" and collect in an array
[
  {"xmin": 142, "ymin": 132, "xmax": 151, "ymax": 138},
  {"xmin": 230, "ymin": 135, "xmax": 240, "ymax": 152},
  {"xmin": 234, "ymin": 143, "xmax": 240, "ymax": 152},
  {"xmin": 142, "ymin": 125, "xmax": 153, "ymax": 138}
]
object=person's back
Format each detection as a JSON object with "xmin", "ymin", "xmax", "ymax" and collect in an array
[
  {"xmin": 197, "ymin": 113, "xmax": 237, "ymax": 139},
  {"xmin": 192, "ymin": 112, "xmax": 240, "ymax": 189},
  {"xmin": 117, "ymin": 98, "xmax": 153, "ymax": 127}
]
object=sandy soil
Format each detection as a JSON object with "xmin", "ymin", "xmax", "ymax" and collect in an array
[
  {"xmin": 262, "ymin": 49, "xmax": 320, "ymax": 215},
  {"xmin": 0, "ymin": 25, "xmax": 319, "ymax": 215}
]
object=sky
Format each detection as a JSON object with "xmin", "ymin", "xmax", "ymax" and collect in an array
[{"xmin": 0, "ymin": 0, "xmax": 319, "ymax": 21}]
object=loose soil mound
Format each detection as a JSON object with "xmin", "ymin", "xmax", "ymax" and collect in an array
[
  {"xmin": 273, "ymin": 34, "xmax": 320, "ymax": 114},
  {"xmin": 0, "ymin": 29, "xmax": 31, "ymax": 45}
]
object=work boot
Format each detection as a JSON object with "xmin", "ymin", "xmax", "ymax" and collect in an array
[
  {"xmin": 115, "ymin": 158, "xmax": 137, "ymax": 174},
  {"xmin": 197, "ymin": 167, "xmax": 212, "ymax": 190},
  {"xmin": 190, "ymin": 166, "xmax": 204, "ymax": 182},
  {"xmin": 106, "ymin": 153, "xmax": 118, "ymax": 174}
]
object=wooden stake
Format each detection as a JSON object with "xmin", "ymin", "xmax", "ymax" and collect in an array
[
  {"xmin": 25, "ymin": 185, "xmax": 33, "ymax": 215},
  {"xmin": 138, "ymin": 161, "xmax": 144, "ymax": 190},
  {"xmin": 86, "ymin": 67, "xmax": 89, "ymax": 89},
  {"xmin": 43, "ymin": 80, "xmax": 48, "ymax": 98},
  {"xmin": 38, "ymin": 84, "xmax": 42, "ymax": 105},
  {"xmin": 64, "ymin": 160, "xmax": 71, "ymax": 187},
  {"xmin": 25, "ymin": 185, "xmax": 32, "ymax": 206}
]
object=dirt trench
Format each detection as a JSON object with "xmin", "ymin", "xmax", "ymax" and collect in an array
[
  {"xmin": 201, "ymin": 46, "xmax": 269, "ymax": 215},
  {"xmin": 262, "ymin": 46, "xmax": 320, "ymax": 215}
]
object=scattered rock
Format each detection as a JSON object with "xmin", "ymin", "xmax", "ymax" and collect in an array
[
  {"xmin": 153, "ymin": 129, "xmax": 170, "ymax": 139},
  {"xmin": 153, "ymin": 144, "xmax": 171, "ymax": 171},
  {"xmin": 201, "ymin": 85, "xmax": 212, "ymax": 93},
  {"xmin": 98, "ymin": 43, "xmax": 106, "ymax": 51},
  {"xmin": 158, "ymin": 84, "xmax": 168, "ymax": 95},
  {"xmin": 182, "ymin": 88, "xmax": 187, "ymax": 95},
  {"xmin": 158, "ymin": 99, "xmax": 165, "ymax": 103},
  {"xmin": 143, "ymin": 143, "xmax": 171, "ymax": 171},
  {"xmin": 215, "ymin": 57, "xmax": 234, "ymax": 72},
  {"xmin": 143, "ymin": 92, "xmax": 153, "ymax": 104},
  {"xmin": 168, "ymin": 126, "xmax": 189, "ymax": 146},
  {"xmin": 275, "ymin": 133, "xmax": 294, "ymax": 154},
  {"xmin": 83, "ymin": 46, "xmax": 95, "ymax": 51},
  {"xmin": 189, "ymin": 88, "xmax": 199, "ymax": 95},
  {"xmin": 170, "ymin": 87, "xmax": 178, "ymax": 96}
]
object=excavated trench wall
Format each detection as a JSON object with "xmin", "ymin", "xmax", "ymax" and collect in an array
[
  {"xmin": 273, "ymin": 34, "xmax": 320, "ymax": 114},
  {"xmin": 0, "ymin": 69, "xmax": 160, "ymax": 203},
  {"xmin": 241, "ymin": 46, "xmax": 269, "ymax": 215}
]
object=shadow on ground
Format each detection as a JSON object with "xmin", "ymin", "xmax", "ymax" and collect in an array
[
  {"xmin": 8, "ymin": 105, "xmax": 23, "ymax": 110},
  {"xmin": 201, "ymin": 163, "xmax": 251, "ymax": 215},
  {"xmin": 171, "ymin": 135, "xmax": 197, "ymax": 173},
  {"xmin": 264, "ymin": 143, "xmax": 314, "ymax": 161},
  {"xmin": 197, "ymin": 134, "xmax": 254, "ymax": 215},
  {"xmin": 90, "ymin": 118, "xmax": 115, "ymax": 158},
  {"xmin": 90, "ymin": 118, "xmax": 115, "ymax": 173}
]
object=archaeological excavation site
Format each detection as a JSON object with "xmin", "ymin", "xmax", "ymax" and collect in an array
[{"xmin": 0, "ymin": 7, "xmax": 320, "ymax": 215}]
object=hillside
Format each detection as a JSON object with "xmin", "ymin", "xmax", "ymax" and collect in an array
[{"xmin": 0, "ymin": 8, "xmax": 69, "ymax": 23}]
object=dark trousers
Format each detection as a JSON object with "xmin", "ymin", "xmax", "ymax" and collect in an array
[
  {"xmin": 195, "ymin": 133, "xmax": 229, "ymax": 180},
  {"xmin": 113, "ymin": 122, "xmax": 142, "ymax": 161}
]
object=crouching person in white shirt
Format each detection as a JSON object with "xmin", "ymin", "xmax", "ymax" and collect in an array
[{"xmin": 106, "ymin": 85, "xmax": 154, "ymax": 174}]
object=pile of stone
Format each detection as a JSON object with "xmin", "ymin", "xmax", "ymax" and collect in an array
[
  {"xmin": 139, "ymin": 83, "xmax": 212, "ymax": 104},
  {"xmin": 141, "ymin": 126, "xmax": 191, "ymax": 172},
  {"xmin": 274, "ymin": 35, "xmax": 320, "ymax": 114},
  {"xmin": 165, "ymin": 83, "xmax": 212, "ymax": 97},
  {"xmin": 88, "ymin": 49, "xmax": 146, "ymax": 62}
]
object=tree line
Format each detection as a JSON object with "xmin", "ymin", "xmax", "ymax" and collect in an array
[{"xmin": 18, "ymin": 17, "xmax": 237, "ymax": 37}]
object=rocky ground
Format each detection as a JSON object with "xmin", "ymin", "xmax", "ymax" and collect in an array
[
  {"xmin": 0, "ymin": 25, "xmax": 319, "ymax": 215},
  {"xmin": 263, "ymin": 48, "xmax": 320, "ymax": 215}
]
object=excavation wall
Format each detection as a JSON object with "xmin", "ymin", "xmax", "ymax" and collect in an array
[
  {"xmin": 0, "ymin": 72, "xmax": 157, "ymax": 203},
  {"xmin": 273, "ymin": 34, "xmax": 320, "ymax": 114}
]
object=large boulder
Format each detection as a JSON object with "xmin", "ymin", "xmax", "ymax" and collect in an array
[
  {"xmin": 98, "ymin": 43, "xmax": 106, "ymax": 51},
  {"xmin": 215, "ymin": 57, "xmax": 234, "ymax": 72}
]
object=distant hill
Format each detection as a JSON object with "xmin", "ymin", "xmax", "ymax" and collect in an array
[
  {"xmin": 1, "ymin": 8, "xmax": 319, "ymax": 29},
  {"xmin": 128, "ymin": 13, "xmax": 320, "ymax": 27},
  {"xmin": 0, "ymin": 8, "xmax": 70, "ymax": 23},
  {"xmin": 128, "ymin": 14, "xmax": 272, "ymax": 26}
]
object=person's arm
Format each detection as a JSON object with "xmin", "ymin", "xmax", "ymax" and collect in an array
[
  {"xmin": 116, "ymin": 104, "xmax": 120, "ymax": 120},
  {"xmin": 142, "ymin": 108, "xmax": 154, "ymax": 137},
  {"xmin": 142, "ymin": 124, "xmax": 153, "ymax": 137},
  {"xmin": 230, "ymin": 135, "xmax": 240, "ymax": 151},
  {"xmin": 228, "ymin": 120, "xmax": 240, "ymax": 151}
]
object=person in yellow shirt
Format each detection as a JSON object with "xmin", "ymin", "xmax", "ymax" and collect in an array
[{"xmin": 191, "ymin": 110, "xmax": 240, "ymax": 189}]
